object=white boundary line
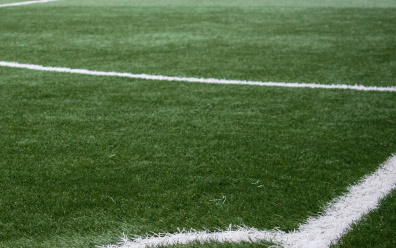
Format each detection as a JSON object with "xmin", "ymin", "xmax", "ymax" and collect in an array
[
  {"xmin": 1, "ymin": 61, "xmax": 395, "ymax": 92},
  {"xmin": 0, "ymin": 0, "xmax": 58, "ymax": 8},
  {"xmin": 103, "ymin": 155, "xmax": 396, "ymax": 248}
]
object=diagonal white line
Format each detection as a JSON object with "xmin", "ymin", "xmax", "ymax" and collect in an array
[
  {"xmin": 102, "ymin": 155, "xmax": 396, "ymax": 248},
  {"xmin": 1, "ymin": 61, "xmax": 395, "ymax": 92},
  {"xmin": 0, "ymin": 0, "xmax": 58, "ymax": 8},
  {"xmin": 281, "ymin": 154, "xmax": 396, "ymax": 247}
]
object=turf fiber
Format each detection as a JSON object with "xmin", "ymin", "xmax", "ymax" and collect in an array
[{"xmin": 0, "ymin": 0, "xmax": 395, "ymax": 247}]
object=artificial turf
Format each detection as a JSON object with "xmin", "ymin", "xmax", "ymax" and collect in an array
[
  {"xmin": 1, "ymin": 1, "xmax": 395, "ymax": 86},
  {"xmin": 333, "ymin": 191, "xmax": 396, "ymax": 248},
  {"xmin": 0, "ymin": 0, "xmax": 395, "ymax": 247}
]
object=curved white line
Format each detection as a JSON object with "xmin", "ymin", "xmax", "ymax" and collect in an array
[
  {"xmin": 1, "ymin": 61, "xmax": 395, "ymax": 92},
  {"xmin": 105, "ymin": 228, "xmax": 285, "ymax": 248},
  {"xmin": 0, "ymin": 0, "xmax": 58, "ymax": 8},
  {"xmin": 103, "ymin": 155, "xmax": 396, "ymax": 248}
]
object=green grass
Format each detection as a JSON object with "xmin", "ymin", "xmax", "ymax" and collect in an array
[
  {"xmin": 0, "ymin": 0, "xmax": 24, "ymax": 4},
  {"xmin": 0, "ymin": 0, "xmax": 395, "ymax": 247},
  {"xmin": 54, "ymin": 0, "xmax": 396, "ymax": 8},
  {"xmin": 1, "ymin": 2, "xmax": 395, "ymax": 86},
  {"xmin": 333, "ymin": 191, "xmax": 396, "ymax": 248}
]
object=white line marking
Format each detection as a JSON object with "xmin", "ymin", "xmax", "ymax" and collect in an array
[
  {"xmin": 0, "ymin": 0, "xmax": 58, "ymax": 7},
  {"xmin": 1, "ymin": 61, "xmax": 395, "ymax": 92},
  {"xmin": 282, "ymin": 154, "xmax": 396, "ymax": 247},
  {"xmin": 103, "ymin": 155, "xmax": 396, "ymax": 248}
]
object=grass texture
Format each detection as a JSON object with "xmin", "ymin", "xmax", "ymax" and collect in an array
[
  {"xmin": 333, "ymin": 191, "xmax": 396, "ymax": 248},
  {"xmin": 0, "ymin": 0, "xmax": 395, "ymax": 247},
  {"xmin": 1, "ymin": 1, "xmax": 396, "ymax": 86}
]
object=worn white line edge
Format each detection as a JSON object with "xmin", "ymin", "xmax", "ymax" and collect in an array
[
  {"xmin": 102, "ymin": 155, "xmax": 396, "ymax": 248},
  {"xmin": 0, "ymin": 0, "xmax": 58, "ymax": 7},
  {"xmin": 1, "ymin": 61, "xmax": 395, "ymax": 92}
]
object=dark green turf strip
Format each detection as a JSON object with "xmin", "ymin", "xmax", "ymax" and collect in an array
[
  {"xmin": 0, "ymin": 1, "xmax": 395, "ymax": 247},
  {"xmin": 0, "ymin": 67, "xmax": 395, "ymax": 247}
]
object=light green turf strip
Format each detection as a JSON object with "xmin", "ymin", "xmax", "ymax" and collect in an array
[{"xmin": 54, "ymin": 0, "xmax": 396, "ymax": 8}]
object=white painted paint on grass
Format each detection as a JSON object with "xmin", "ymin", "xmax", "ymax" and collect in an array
[
  {"xmin": 1, "ymin": 61, "xmax": 395, "ymax": 92},
  {"xmin": 103, "ymin": 155, "xmax": 396, "ymax": 248},
  {"xmin": 105, "ymin": 227, "xmax": 285, "ymax": 248},
  {"xmin": 281, "ymin": 154, "xmax": 396, "ymax": 247},
  {"xmin": 0, "ymin": 0, "xmax": 58, "ymax": 8}
]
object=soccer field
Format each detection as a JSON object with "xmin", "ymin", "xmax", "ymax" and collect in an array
[{"xmin": 0, "ymin": 0, "xmax": 395, "ymax": 247}]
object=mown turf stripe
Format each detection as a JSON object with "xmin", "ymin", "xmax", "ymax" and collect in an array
[
  {"xmin": 103, "ymin": 155, "xmax": 396, "ymax": 248},
  {"xmin": 1, "ymin": 61, "xmax": 395, "ymax": 92},
  {"xmin": 0, "ymin": 0, "xmax": 58, "ymax": 7}
]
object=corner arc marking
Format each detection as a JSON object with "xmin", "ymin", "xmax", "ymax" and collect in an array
[{"xmin": 103, "ymin": 155, "xmax": 396, "ymax": 248}]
